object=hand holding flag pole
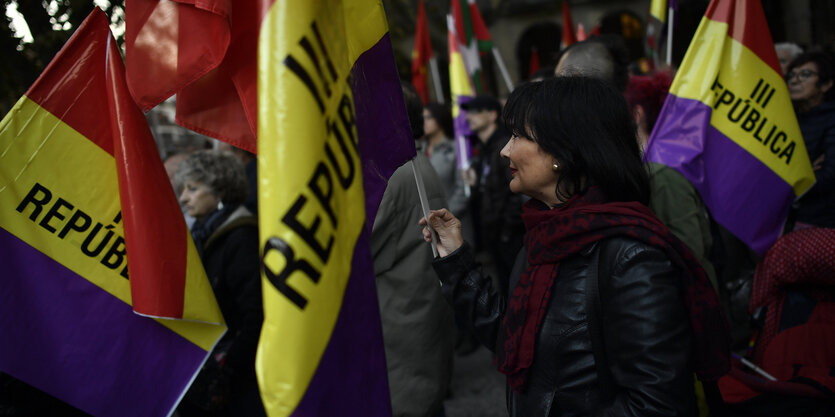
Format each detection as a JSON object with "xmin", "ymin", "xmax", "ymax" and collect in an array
[{"xmin": 411, "ymin": 159, "xmax": 439, "ymax": 258}]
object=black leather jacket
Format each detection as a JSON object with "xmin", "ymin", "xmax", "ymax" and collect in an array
[{"xmin": 433, "ymin": 239, "xmax": 695, "ymax": 417}]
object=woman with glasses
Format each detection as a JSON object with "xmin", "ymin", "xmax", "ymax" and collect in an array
[{"xmin": 786, "ymin": 51, "xmax": 835, "ymax": 229}]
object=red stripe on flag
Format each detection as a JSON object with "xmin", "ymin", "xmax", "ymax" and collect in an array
[
  {"xmin": 25, "ymin": 20, "xmax": 114, "ymax": 155},
  {"xmin": 705, "ymin": 0, "xmax": 781, "ymax": 75},
  {"xmin": 28, "ymin": 10, "xmax": 189, "ymax": 318}
]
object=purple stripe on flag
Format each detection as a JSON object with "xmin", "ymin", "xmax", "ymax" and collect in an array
[
  {"xmin": 352, "ymin": 33, "xmax": 417, "ymax": 226},
  {"xmin": 453, "ymin": 95, "xmax": 474, "ymax": 169},
  {"xmin": 289, "ymin": 33, "xmax": 407, "ymax": 417},
  {"xmin": 645, "ymin": 95, "xmax": 792, "ymax": 256},
  {"xmin": 0, "ymin": 229, "xmax": 209, "ymax": 417},
  {"xmin": 290, "ymin": 227, "xmax": 391, "ymax": 416}
]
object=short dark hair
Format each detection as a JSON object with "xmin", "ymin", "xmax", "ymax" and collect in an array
[
  {"xmin": 502, "ymin": 76, "xmax": 650, "ymax": 204},
  {"xmin": 175, "ymin": 150, "xmax": 248, "ymax": 206},
  {"xmin": 424, "ymin": 102, "xmax": 454, "ymax": 138},
  {"xmin": 787, "ymin": 51, "xmax": 835, "ymax": 102}
]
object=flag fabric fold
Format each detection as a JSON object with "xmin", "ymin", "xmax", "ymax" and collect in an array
[
  {"xmin": 256, "ymin": 1, "xmax": 415, "ymax": 416},
  {"xmin": 0, "ymin": 8, "xmax": 225, "ymax": 417},
  {"xmin": 644, "ymin": 0, "xmax": 815, "ymax": 256},
  {"xmin": 412, "ymin": 0, "xmax": 432, "ymax": 103},
  {"xmin": 125, "ymin": 0, "xmax": 264, "ymax": 153}
]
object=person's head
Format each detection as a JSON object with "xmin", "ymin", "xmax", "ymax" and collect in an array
[
  {"xmin": 786, "ymin": 51, "xmax": 835, "ymax": 112},
  {"xmin": 461, "ymin": 95, "xmax": 502, "ymax": 137},
  {"xmin": 555, "ymin": 35, "xmax": 630, "ymax": 92},
  {"xmin": 775, "ymin": 42, "xmax": 803, "ymax": 75},
  {"xmin": 423, "ymin": 103, "xmax": 454, "ymax": 139},
  {"xmin": 624, "ymin": 71, "xmax": 672, "ymax": 149},
  {"xmin": 500, "ymin": 76, "xmax": 649, "ymax": 206},
  {"xmin": 176, "ymin": 150, "xmax": 248, "ymax": 221}
]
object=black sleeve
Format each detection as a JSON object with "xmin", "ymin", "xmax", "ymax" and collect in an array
[
  {"xmin": 432, "ymin": 242, "xmax": 505, "ymax": 352},
  {"xmin": 597, "ymin": 244, "xmax": 694, "ymax": 417},
  {"xmin": 219, "ymin": 225, "xmax": 263, "ymax": 381}
]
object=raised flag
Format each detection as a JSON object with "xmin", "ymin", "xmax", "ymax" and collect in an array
[
  {"xmin": 561, "ymin": 0, "xmax": 577, "ymax": 49},
  {"xmin": 0, "ymin": 9, "xmax": 226, "ymax": 417},
  {"xmin": 412, "ymin": 0, "xmax": 433, "ymax": 103},
  {"xmin": 644, "ymin": 0, "xmax": 816, "ymax": 256},
  {"xmin": 125, "ymin": 0, "xmax": 262, "ymax": 154},
  {"xmin": 650, "ymin": 0, "xmax": 668, "ymax": 23},
  {"xmin": 529, "ymin": 47, "xmax": 541, "ymax": 77},
  {"xmin": 448, "ymin": 13, "xmax": 475, "ymax": 172},
  {"xmin": 451, "ymin": 0, "xmax": 492, "ymax": 94},
  {"xmin": 256, "ymin": 1, "xmax": 415, "ymax": 416}
]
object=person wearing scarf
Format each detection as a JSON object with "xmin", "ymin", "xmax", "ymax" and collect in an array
[
  {"xmin": 175, "ymin": 150, "xmax": 265, "ymax": 417},
  {"xmin": 421, "ymin": 77, "xmax": 730, "ymax": 416}
]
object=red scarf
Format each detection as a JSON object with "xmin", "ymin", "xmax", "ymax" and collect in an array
[{"xmin": 496, "ymin": 188, "xmax": 730, "ymax": 392}]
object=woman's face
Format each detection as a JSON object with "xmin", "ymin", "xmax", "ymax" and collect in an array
[
  {"xmin": 787, "ymin": 62, "xmax": 831, "ymax": 108},
  {"xmin": 500, "ymin": 133, "xmax": 561, "ymax": 206},
  {"xmin": 423, "ymin": 109, "xmax": 440, "ymax": 137},
  {"xmin": 179, "ymin": 179, "xmax": 220, "ymax": 221}
]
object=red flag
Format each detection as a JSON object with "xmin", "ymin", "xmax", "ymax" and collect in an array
[
  {"xmin": 561, "ymin": 1, "xmax": 577, "ymax": 49},
  {"xmin": 125, "ymin": 0, "xmax": 266, "ymax": 154},
  {"xmin": 528, "ymin": 47, "xmax": 541, "ymax": 77},
  {"xmin": 412, "ymin": 0, "xmax": 432, "ymax": 103},
  {"xmin": 576, "ymin": 22, "xmax": 587, "ymax": 41}
]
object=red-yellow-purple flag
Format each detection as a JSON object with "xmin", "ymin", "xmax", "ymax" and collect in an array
[
  {"xmin": 412, "ymin": 0, "xmax": 433, "ymax": 103},
  {"xmin": 0, "ymin": 9, "xmax": 225, "ymax": 416},
  {"xmin": 645, "ymin": 0, "xmax": 815, "ymax": 256}
]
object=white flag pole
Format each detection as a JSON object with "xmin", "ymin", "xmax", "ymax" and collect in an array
[
  {"xmin": 666, "ymin": 6, "xmax": 674, "ymax": 66},
  {"xmin": 410, "ymin": 158, "xmax": 439, "ymax": 257},
  {"xmin": 429, "ymin": 57, "xmax": 444, "ymax": 104},
  {"xmin": 492, "ymin": 47, "xmax": 514, "ymax": 93}
]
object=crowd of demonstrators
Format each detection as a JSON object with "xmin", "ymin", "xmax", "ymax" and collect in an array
[
  {"xmin": 371, "ymin": 83, "xmax": 455, "ymax": 417},
  {"xmin": 786, "ymin": 51, "xmax": 835, "ymax": 230},
  {"xmin": 174, "ymin": 150, "xmax": 265, "ymax": 417},
  {"xmin": 461, "ymin": 96, "xmax": 525, "ymax": 289},
  {"xmin": 422, "ymin": 76, "xmax": 729, "ymax": 416}
]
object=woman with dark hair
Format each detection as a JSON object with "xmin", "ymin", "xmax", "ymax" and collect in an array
[
  {"xmin": 423, "ymin": 103, "xmax": 469, "ymax": 218},
  {"xmin": 786, "ymin": 51, "xmax": 835, "ymax": 228},
  {"xmin": 421, "ymin": 77, "xmax": 729, "ymax": 416},
  {"xmin": 175, "ymin": 150, "xmax": 265, "ymax": 417}
]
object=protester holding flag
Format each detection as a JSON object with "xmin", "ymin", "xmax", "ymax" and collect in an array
[
  {"xmin": 176, "ymin": 150, "xmax": 264, "ymax": 417},
  {"xmin": 421, "ymin": 76, "xmax": 729, "ymax": 417},
  {"xmin": 786, "ymin": 51, "xmax": 835, "ymax": 229}
]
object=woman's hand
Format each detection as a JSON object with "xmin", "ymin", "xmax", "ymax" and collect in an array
[{"xmin": 419, "ymin": 208, "xmax": 464, "ymax": 257}]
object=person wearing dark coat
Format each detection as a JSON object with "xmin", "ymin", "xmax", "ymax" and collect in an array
[
  {"xmin": 421, "ymin": 77, "xmax": 730, "ymax": 416},
  {"xmin": 786, "ymin": 51, "xmax": 835, "ymax": 229},
  {"xmin": 175, "ymin": 150, "xmax": 265, "ymax": 417}
]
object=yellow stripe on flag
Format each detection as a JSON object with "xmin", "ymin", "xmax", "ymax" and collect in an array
[
  {"xmin": 670, "ymin": 18, "xmax": 815, "ymax": 196},
  {"xmin": 257, "ymin": 1, "xmax": 390, "ymax": 415},
  {"xmin": 0, "ymin": 97, "xmax": 224, "ymax": 351}
]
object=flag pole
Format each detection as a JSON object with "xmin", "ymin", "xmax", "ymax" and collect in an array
[
  {"xmin": 410, "ymin": 159, "xmax": 439, "ymax": 257},
  {"xmin": 429, "ymin": 57, "xmax": 444, "ymax": 104},
  {"xmin": 666, "ymin": 6, "xmax": 674, "ymax": 66},
  {"xmin": 492, "ymin": 47, "xmax": 514, "ymax": 93}
]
